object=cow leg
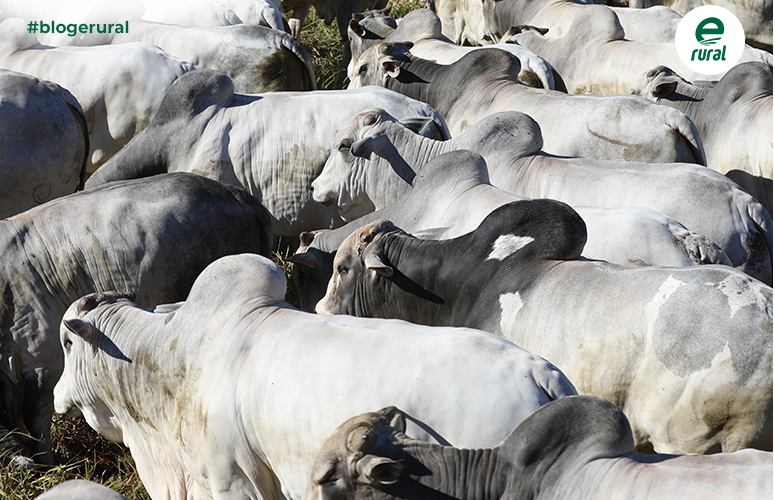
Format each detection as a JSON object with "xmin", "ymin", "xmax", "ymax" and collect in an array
[
  {"xmin": 289, "ymin": 4, "xmax": 311, "ymax": 38},
  {"xmin": 0, "ymin": 368, "xmax": 32, "ymax": 465},
  {"xmin": 22, "ymin": 373, "xmax": 54, "ymax": 465}
]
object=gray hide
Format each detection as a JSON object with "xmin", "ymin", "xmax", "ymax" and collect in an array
[
  {"xmin": 70, "ymin": 21, "xmax": 317, "ymax": 92},
  {"xmin": 0, "ymin": 173, "xmax": 272, "ymax": 465},
  {"xmin": 0, "ymin": 69, "xmax": 88, "ymax": 219},
  {"xmin": 305, "ymin": 398, "xmax": 773, "ymax": 500},
  {"xmin": 85, "ymin": 69, "xmax": 449, "ymax": 237}
]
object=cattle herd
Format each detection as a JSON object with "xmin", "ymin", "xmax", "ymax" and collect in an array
[{"xmin": 0, "ymin": 0, "xmax": 772, "ymax": 498}]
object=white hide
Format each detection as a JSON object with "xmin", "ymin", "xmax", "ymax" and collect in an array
[
  {"xmin": 0, "ymin": 18, "xmax": 193, "ymax": 171},
  {"xmin": 53, "ymin": 254, "xmax": 576, "ymax": 500}
]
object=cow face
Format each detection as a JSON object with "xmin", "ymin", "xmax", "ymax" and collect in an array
[
  {"xmin": 315, "ymin": 220, "xmax": 397, "ymax": 315},
  {"xmin": 289, "ymin": 233, "xmax": 336, "ymax": 313},
  {"xmin": 347, "ymin": 42, "xmax": 413, "ymax": 89},
  {"xmin": 54, "ymin": 292, "xmax": 134, "ymax": 443},
  {"xmin": 304, "ymin": 406, "xmax": 407, "ymax": 500},
  {"xmin": 312, "ymin": 109, "xmax": 395, "ymax": 222}
]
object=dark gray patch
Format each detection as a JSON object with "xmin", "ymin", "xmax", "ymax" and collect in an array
[{"xmin": 652, "ymin": 278, "xmax": 771, "ymax": 380}]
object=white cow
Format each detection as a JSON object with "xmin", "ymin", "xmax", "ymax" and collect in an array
[
  {"xmin": 317, "ymin": 210, "xmax": 774, "ymax": 455},
  {"xmin": 311, "ymin": 109, "xmax": 772, "ymax": 285},
  {"xmin": 632, "ymin": 63, "xmax": 773, "ymax": 215},
  {"xmin": 347, "ymin": 8, "xmax": 560, "ymax": 91},
  {"xmin": 0, "ymin": 173, "xmax": 272, "ymax": 465},
  {"xmin": 349, "ymin": 42, "xmax": 707, "ymax": 165},
  {"xmin": 507, "ymin": 5, "xmax": 773, "ymax": 95},
  {"xmin": 0, "ymin": 18, "xmax": 193, "ymax": 171},
  {"xmin": 53, "ymin": 253, "xmax": 576, "ymax": 500},
  {"xmin": 629, "ymin": 0, "xmax": 772, "ymax": 49},
  {"xmin": 70, "ymin": 20, "xmax": 316, "ymax": 92},
  {"xmin": 85, "ymin": 69, "xmax": 449, "ymax": 238},
  {"xmin": 35, "ymin": 480, "xmax": 128, "ymax": 500},
  {"xmin": 294, "ymin": 149, "xmax": 731, "ymax": 315},
  {"xmin": 0, "ymin": 69, "xmax": 88, "ymax": 218}
]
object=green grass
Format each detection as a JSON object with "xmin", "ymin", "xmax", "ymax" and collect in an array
[
  {"xmin": 295, "ymin": 0, "xmax": 426, "ymax": 89},
  {"xmin": 0, "ymin": 3, "xmax": 426, "ymax": 496}
]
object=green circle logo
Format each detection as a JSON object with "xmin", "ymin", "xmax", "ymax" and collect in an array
[{"xmin": 675, "ymin": 6, "xmax": 745, "ymax": 76}]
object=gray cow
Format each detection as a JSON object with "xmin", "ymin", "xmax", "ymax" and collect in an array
[
  {"xmin": 85, "ymin": 69, "xmax": 449, "ymax": 238},
  {"xmin": 0, "ymin": 173, "xmax": 272, "ymax": 465},
  {"xmin": 294, "ymin": 150, "xmax": 730, "ymax": 311},
  {"xmin": 312, "ymin": 108, "xmax": 771, "ymax": 285},
  {"xmin": 70, "ymin": 21, "xmax": 317, "ymax": 93},
  {"xmin": 633, "ymin": 62, "xmax": 773, "ymax": 215},
  {"xmin": 305, "ymin": 399, "xmax": 773, "ymax": 500},
  {"xmin": 316, "ymin": 202, "xmax": 773, "ymax": 455},
  {"xmin": 0, "ymin": 69, "xmax": 88, "ymax": 219},
  {"xmin": 348, "ymin": 42, "xmax": 706, "ymax": 164}
]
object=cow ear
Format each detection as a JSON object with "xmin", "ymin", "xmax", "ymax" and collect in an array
[
  {"xmin": 364, "ymin": 252, "xmax": 393, "ymax": 277},
  {"xmin": 358, "ymin": 456, "xmax": 406, "ymax": 485},
  {"xmin": 351, "ymin": 135, "xmax": 383, "ymax": 158},
  {"xmin": 288, "ymin": 252, "xmax": 320, "ymax": 269},
  {"xmin": 64, "ymin": 319, "xmax": 93, "ymax": 344},
  {"xmin": 650, "ymin": 79, "xmax": 678, "ymax": 98},
  {"xmin": 349, "ymin": 17, "xmax": 365, "ymax": 38},
  {"xmin": 381, "ymin": 58, "xmax": 400, "ymax": 79},
  {"xmin": 399, "ymin": 117, "xmax": 436, "ymax": 137}
]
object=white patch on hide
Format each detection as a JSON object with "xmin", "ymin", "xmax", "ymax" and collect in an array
[
  {"xmin": 713, "ymin": 274, "xmax": 767, "ymax": 318},
  {"xmin": 644, "ymin": 275, "xmax": 683, "ymax": 338},
  {"xmin": 499, "ymin": 292, "xmax": 524, "ymax": 334},
  {"xmin": 487, "ymin": 235, "xmax": 534, "ymax": 261}
]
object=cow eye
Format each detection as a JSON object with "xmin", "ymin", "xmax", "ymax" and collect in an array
[
  {"xmin": 64, "ymin": 339, "xmax": 72, "ymax": 350},
  {"xmin": 339, "ymin": 139, "xmax": 352, "ymax": 151},
  {"xmin": 336, "ymin": 266, "xmax": 348, "ymax": 276},
  {"xmin": 358, "ymin": 64, "xmax": 367, "ymax": 75}
]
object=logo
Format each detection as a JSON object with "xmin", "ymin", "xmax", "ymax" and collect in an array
[{"xmin": 675, "ymin": 6, "xmax": 745, "ymax": 76}]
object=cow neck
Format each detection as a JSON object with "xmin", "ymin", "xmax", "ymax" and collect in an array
[
  {"xmin": 359, "ymin": 231, "xmax": 470, "ymax": 326},
  {"xmin": 382, "ymin": 438, "xmax": 507, "ymax": 500},
  {"xmin": 88, "ymin": 303, "xmax": 179, "ymax": 427},
  {"xmin": 657, "ymin": 80, "xmax": 708, "ymax": 120},
  {"xmin": 366, "ymin": 124, "xmax": 451, "ymax": 209},
  {"xmin": 384, "ymin": 57, "xmax": 457, "ymax": 118}
]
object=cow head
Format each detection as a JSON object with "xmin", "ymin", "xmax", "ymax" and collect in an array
[
  {"xmin": 315, "ymin": 220, "xmax": 400, "ymax": 315},
  {"xmin": 312, "ymin": 108, "xmax": 439, "ymax": 222},
  {"xmin": 289, "ymin": 232, "xmax": 337, "ymax": 313},
  {"xmin": 630, "ymin": 65, "xmax": 684, "ymax": 100},
  {"xmin": 304, "ymin": 406, "xmax": 408, "ymax": 500},
  {"xmin": 53, "ymin": 291, "xmax": 135, "ymax": 443},
  {"xmin": 347, "ymin": 8, "xmax": 396, "ymax": 80},
  {"xmin": 348, "ymin": 41, "xmax": 414, "ymax": 89}
]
